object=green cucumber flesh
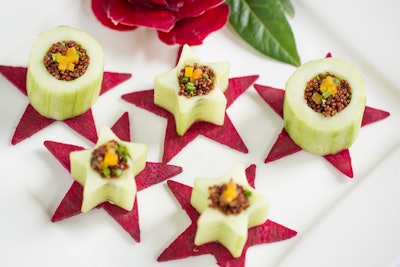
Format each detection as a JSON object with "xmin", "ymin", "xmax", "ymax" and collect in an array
[
  {"xmin": 154, "ymin": 44, "xmax": 230, "ymax": 136},
  {"xmin": 190, "ymin": 163, "xmax": 270, "ymax": 258},
  {"xmin": 27, "ymin": 26, "xmax": 104, "ymax": 120},
  {"xmin": 70, "ymin": 125, "xmax": 148, "ymax": 212},
  {"xmin": 283, "ymin": 58, "xmax": 366, "ymax": 155}
]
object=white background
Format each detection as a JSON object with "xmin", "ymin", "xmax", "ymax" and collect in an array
[{"xmin": 0, "ymin": 1, "xmax": 399, "ymax": 266}]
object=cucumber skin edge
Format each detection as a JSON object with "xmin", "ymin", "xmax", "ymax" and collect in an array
[
  {"xmin": 27, "ymin": 69, "xmax": 103, "ymax": 120},
  {"xmin": 283, "ymin": 99, "xmax": 364, "ymax": 155}
]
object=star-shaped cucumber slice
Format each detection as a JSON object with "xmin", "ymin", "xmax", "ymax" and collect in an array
[
  {"xmin": 70, "ymin": 124, "xmax": 147, "ymax": 212},
  {"xmin": 190, "ymin": 163, "xmax": 270, "ymax": 258},
  {"xmin": 45, "ymin": 112, "xmax": 183, "ymax": 241},
  {"xmin": 154, "ymin": 44, "xmax": 230, "ymax": 136},
  {"xmin": 122, "ymin": 75, "xmax": 258, "ymax": 163},
  {"xmin": 158, "ymin": 164, "xmax": 297, "ymax": 266}
]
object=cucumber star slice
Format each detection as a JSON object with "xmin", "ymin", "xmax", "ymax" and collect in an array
[
  {"xmin": 283, "ymin": 58, "xmax": 366, "ymax": 155},
  {"xmin": 154, "ymin": 44, "xmax": 230, "ymax": 136},
  {"xmin": 27, "ymin": 26, "xmax": 104, "ymax": 120},
  {"xmin": 70, "ymin": 125, "xmax": 147, "ymax": 212},
  {"xmin": 190, "ymin": 163, "xmax": 270, "ymax": 258}
]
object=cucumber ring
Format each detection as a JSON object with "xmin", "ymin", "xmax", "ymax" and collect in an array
[
  {"xmin": 283, "ymin": 58, "xmax": 366, "ymax": 155},
  {"xmin": 27, "ymin": 26, "xmax": 104, "ymax": 120}
]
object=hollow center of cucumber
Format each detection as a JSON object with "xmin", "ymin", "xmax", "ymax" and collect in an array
[
  {"xmin": 44, "ymin": 40, "xmax": 89, "ymax": 81},
  {"xmin": 90, "ymin": 140, "xmax": 130, "ymax": 178},
  {"xmin": 177, "ymin": 63, "xmax": 216, "ymax": 98},
  {"xmin": 304, "ymin": 72, "xmax": 352, "ymax": 117}
]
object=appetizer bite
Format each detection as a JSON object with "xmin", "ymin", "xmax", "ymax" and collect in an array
[
  {"xmin": 283, "ymin": 57, "xmax": 366, "ymax": 155},
  {"xmin": 154, "ymin": 44, "xmax": 230, "ymax": 135},
  {"xmin": 27, "ymin": 26, "xmax": 104, "ymax": 120},
  {"xmin": 190, "ymin": 163, "xmax": 270, "ymax": 258},
  {"xmin": 70, "ymin": 125, "xmax": 147, "ymax": 212}
]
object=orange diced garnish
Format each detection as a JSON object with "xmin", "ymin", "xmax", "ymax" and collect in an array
[
  {"xmin": 192, "ymin": 68, "xmax": 203, "ymax": 79},
  {"xmin": 320, "ymin": 76, "xmax": 338, "ymax": 95},
  {"xmin": 184, "ymin": 66, "xmax": 194, "ymax": 77},
  {"xmin": 66, "ymin": 47, "xmax": 79, "ymax": 63},
  {"xmin": 103, "ymin": 148, "xmax": 118, "ymax": 167},
  {"xmin": 220, "ymin": 180, "xmax": 238, "ymax": 204},
  {"xmin": 312, "ymin": 92, "xmax": 322, "ymax": 104},
  {"xmin": 55, "ymin": 47, "xmax": 79, "ymax": 71}
]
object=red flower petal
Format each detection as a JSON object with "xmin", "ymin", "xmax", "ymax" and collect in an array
[
  {"xmin": 45, "ymin": 113, "xmax": 183, "ymax": 241},
  {"xmin": 171, "ymin": 0, "xmax": 226, "ymax": 19},
  {"xmin": 131, "ymin": 0, "xmax": 168, "ymax": 7},
  {"xmin": 253, "ymin": 83, "xmax": 390, "ymax": 178},
  {"xmin": 91, "ymin": 0, "xmax": 136, "ymax": 31},
  {"xmin": 157, "ymin": 3, "xmax": 229, "ymax": 45},
  {"xmin": 107, "ymin": 0, "xmax": 177, "ymax": 31},
  {"xmin": 122, "ymin": 75, "xmax": 258, "ymax": 163},
  {"xmin": 0, "ymin": 65, "xmax": 131, "ymax": 144},
  {"xmin": 158, "ymin": 165, "xmax": 297, "ymax": 266}
]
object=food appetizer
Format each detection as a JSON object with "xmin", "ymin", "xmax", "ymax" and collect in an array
[
  {"xmin": 190, "ymin": 163, "xmax": 270, "ymax": 258},
  {"xmin": 69, "ymin": 125, "xmax": 147, "ymax": 212},
  {"xmin": 154, "ymin": 44, "xmax": 230, "ymax": 135},
  {"xmin": 27, "ymin": 25, "xmax": 104, "ymax": 120},
  {"xmin": 283, "ymin": 57, "xmax": 366, "ymax": 155}
]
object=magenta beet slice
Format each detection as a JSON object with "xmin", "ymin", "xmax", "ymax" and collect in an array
[
  {"xmin": 253, "ymin": 84, "xmax": 284, "ymax": 118},
  {"xmin": 264, "ymin": 129, "xmax": 302, "ymax": 163},
  {"xmin": 122, "ymin": 75, "xmax": 258, "ymax": 163},
  {"xmin": 0, "ymin": 65, "xmax": 131, "ymax": 144},
  {"xmin": 324, "ymin": 149, "xmax": 353, "ymax": 178},
  {"xmin": 253, "ymin": 82, "xmax": 390, "ymax": 178},
  {"xmin": 0, "ymin": 65, "xmax": 27, "ymax": 94},
  {"xmin": 45, "ymin": 112, "xmax": 183, "ymax": 241},
  {"xmin": 158, "ymin": 3, "xmax": 229, "ymax": 45},
  {"xmin": 361, "ymin": 106, "xmax": 390, "ymax": 126},
  {"xmin": 157, "ymin": 165, "xmax": 297, "ymax": 266},
  {"xmin": 12, "ymin": 105, "xmax": 55, "ymax": 145}
]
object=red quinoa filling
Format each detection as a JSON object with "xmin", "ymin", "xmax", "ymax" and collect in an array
[
  {"xmin": 44, "ymin": 40, "xmax": 90, "ymax": 81},
  {"xmin": 208, "ymin": 179, "xmax": 251, "ymax": 215},
  {"xmin": 90, "ymin": 140, "xmax": 130, "ymax": 178},
  {"xmin": 304, "ymin": 72, "xmax": 352, "ymax": 117},
  {"xmin": 178, "ymin": 63, "xmax": 215, "ymax": 98}
]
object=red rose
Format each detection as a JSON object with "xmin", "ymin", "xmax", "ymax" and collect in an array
[{"xmin": 91, "ymin": 0, "xmax": 230, "ymax": 45}]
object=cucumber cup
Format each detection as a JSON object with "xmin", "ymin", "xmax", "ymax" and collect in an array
[
  {"xmin": 27, "ymin": 26, "xmax": 104, "ymax": 120},
  {"xmin": 154, "ymin": 44, "xmax": 230, "ymax": 136},
  {"xmin": 190, "ymin": 163, "xmax": 270, "ymax": 258},
  {"xmin": 70, "ymin": 125, "xmax": 148, "ymax": 212},
  {"xmin": 283, "ymin": 57, "xmax": 366, "ymax": 155}
]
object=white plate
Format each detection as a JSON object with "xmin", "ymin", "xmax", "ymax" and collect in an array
[{"xmin": 0, "ymin": 1, "xmax": 399, "ymax": 266}]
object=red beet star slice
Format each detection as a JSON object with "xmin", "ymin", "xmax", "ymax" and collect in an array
[
  {"xmin": 253, "ymin": 84, "xmax": 390, "ymax": 178},
  {"xmin": 157, "ymin": 165, "xmax": 297, "ymax": 267},
  {"xmin": 44, "ymin": 112, "xmax": 183, "ymax": 242},
  {"xmin": 122, "ymin": 75, "xmax": 258, "ymax": 163},
  {"xmin": 0, "ymin": 65, "xmax": 131, "ymax": 145}
]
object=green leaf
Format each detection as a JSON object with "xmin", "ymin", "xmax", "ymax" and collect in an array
[
  {"xmin": 226, "ymin": 0, "xmax": 301, "ymax": 66},
  {"xmin": 278, "ymin": 0, "xmax": 295, "ymax": 17}
]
